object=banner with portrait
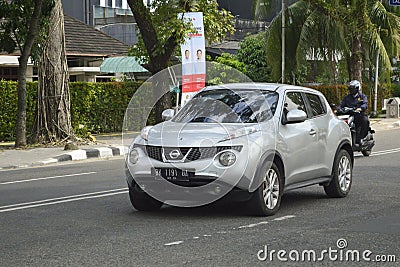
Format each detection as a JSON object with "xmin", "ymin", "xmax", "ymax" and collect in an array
[{"xmin": 180, "ymin": 12, "xmax": 206, "ymax": 106}]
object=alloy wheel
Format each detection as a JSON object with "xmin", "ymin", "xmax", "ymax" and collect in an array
[
  {"xmin": 262, "ymin": 168, "xmax": 280, "ymax": 209},
  {"xmin": 338, "ymin": 155, "xmax": 351, "ymax": 192}
]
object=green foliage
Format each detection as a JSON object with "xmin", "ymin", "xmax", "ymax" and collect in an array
[
  {"xmin": 392, "ymin": 83, "xmax": 400, "ymax": 97},
  {"xmin": 236, "ymin": 33, "xmax": 271, "ymax": 82},
  {"xmin": 128, "ymin": 0, "xmax": 234, "ymax": 65},
  {"xmin": 206, "ymin": 54, "xmax": 249, "ymax": 85},
  {"xmin": 259, "ymin": 0, "xmax": 400, "ymax": 84},
  {"xmin": 214, "ymin": 53, "xmax": 246, "ymax": 73},
  {"xmin": 309, "ymin": 84, "xmax": 390, "ymax": 113},
  {"xmin": 0, "ymin": 81, "xmax": 143, "ymax": 142},
  {"xmin": 0, "ymin": 0, "xmax": 54, "ymax": 62},
  {"xmin": 0, "ymin": 80, "xmax": 36, "ymax": 141}
]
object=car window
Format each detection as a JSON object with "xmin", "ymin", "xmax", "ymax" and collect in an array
[
  {"xmin": 285, "ymin": 92, "xmax": 306, "ymax": 113},
  {"xmin": 305, "ymin": 93, "xmax": 326, "ymax": 117},
  {"xmin": 172, "ymin": 89, "xmax": 279, "ymax": 123}
]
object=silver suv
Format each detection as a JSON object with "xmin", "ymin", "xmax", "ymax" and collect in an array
[{"xmin": 126, "ymin": 83, "xmax": 353, "ymax": 216}]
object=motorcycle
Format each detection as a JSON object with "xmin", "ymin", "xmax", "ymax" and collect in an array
[{"xmin": 336, "ymin": 107, "xmax": 375, "ymax": 156}]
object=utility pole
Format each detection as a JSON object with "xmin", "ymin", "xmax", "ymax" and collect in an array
[
  {"xmin": 373, "ymin": 3, "xmax": 382, "ymax": 116},
  {"xmin": 374, "ymin": 51, "xmax": 379, "ymax": 116},
  {"xmin": 282, "ymin": 0, "xmax": 285, "ymax": 83}
]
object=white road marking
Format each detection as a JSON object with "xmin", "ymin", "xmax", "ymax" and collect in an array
[
  {"xmin": 370, "ymin": 148, "xmax": 400, "ymax": 157},
  {"xmin": 164, "ymin": 241, "xmax": 184, "ymax": 246},
  {"xmin": 164, "ymin": 215, "xmax": 298, "ymax": 247},
  {"xmin": 0, "ymin": 172, "xmax": 97, "ymax": 185},
  {"xmin": 238, "ymin": 221, "xmax": 269, "ymax": 229},
  {"xmin": 273, "ymin": 215, "xmax": 296, "ymax": 221},
  {"xmin": 0, "ymin": 188, "xmax": 127, "ymax": 213}
]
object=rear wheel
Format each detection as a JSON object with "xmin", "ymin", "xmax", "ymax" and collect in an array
[
  {"xmin": 129, "ymin": 185, "xmax": 163, "ymax": 211},
  {"xmin": 324, "ymin": 149, "xmax": 352, "ymax": 197},
  {"xmin": 248, "ymin": 162, "xmax": 283, "ymax": 216}
]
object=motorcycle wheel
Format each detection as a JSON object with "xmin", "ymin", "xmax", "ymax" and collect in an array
[{"xmin": 362, "ymin": 150, "xmax": 371, "ymax": 156}]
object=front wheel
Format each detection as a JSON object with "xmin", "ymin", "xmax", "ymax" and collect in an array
[
  {"xmin": 129, "ymin": 185, "xmax": 163, "ymax": 211},
  {"xmin": 362, "ymin": 150, "xmax": 371, "ymax": 156},
  {"xmin": 324, "ymin": 149, "xmax": 352, "ymax": 197},
  {"xmin": 248, "ymin": 162, "xmax": 283, "ymax": 216}
]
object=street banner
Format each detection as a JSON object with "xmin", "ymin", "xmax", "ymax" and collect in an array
[{"xmin": 180, "ymin": 12, "xmax": 206, "ymax": 106}]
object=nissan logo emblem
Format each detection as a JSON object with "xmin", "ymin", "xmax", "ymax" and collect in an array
[{"xmin": 169, "ymin": 150, "xmax": 181, "ymax": 159}]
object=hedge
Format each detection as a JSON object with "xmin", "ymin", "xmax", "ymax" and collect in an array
[
  {"xmin": 0, "ymin": 81, "xmax": 393, "ymax": 142},
  {"xmin": 308, "ymin": 84, "xmax": 392, "ymax": 113},
  {"xmin": 0, "ymin": 81, "xmax": 143, "ymax": 142},
  {"xmin": 0, "ymin": 81, "xmax": 37, "ymax": 141}
]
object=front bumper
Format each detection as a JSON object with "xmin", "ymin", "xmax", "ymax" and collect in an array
[{"xmin": 126, "ymin": 143, "xmax": 258, "ymax": 199}]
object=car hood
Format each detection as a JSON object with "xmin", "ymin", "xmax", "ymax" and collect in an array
[{"xmin": 146, "ymin": 121, "xmax": 258, "ymax": 147}]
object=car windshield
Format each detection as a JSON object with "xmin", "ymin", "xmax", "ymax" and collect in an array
[{"xmin": 172, "ymin": 89, "xmax": 279, "ymax": 123}]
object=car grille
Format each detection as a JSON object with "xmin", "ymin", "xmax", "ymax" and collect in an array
[{"xmin": 145, "ymin": 145, "xmax": 242, "ymax": 162}]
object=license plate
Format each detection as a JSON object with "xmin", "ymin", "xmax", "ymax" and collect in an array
[{"xmin": 152, "ymin": 168, "xmax": 194, "ymax": 182}]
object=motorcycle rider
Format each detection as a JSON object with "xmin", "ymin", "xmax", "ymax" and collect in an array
[{"xmin": 337, "ymin": 80, "xmax": 370, "ymax": 147}]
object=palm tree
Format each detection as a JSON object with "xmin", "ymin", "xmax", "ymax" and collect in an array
[{"xmin": 256, "ymin": 0, "xmax": 400, "ymax": 84}]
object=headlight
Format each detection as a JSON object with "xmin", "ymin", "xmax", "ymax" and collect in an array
[
  {"xmin": 140, "ymin": 126, "xmax": 153, "ymax": 141},
  {"xmin": 219, "ymin": 151, "xmax": 236, "ymax": 167},
  {"xmin": 129, "ymin": 149, "xmax": 139, "ymax": 164}
]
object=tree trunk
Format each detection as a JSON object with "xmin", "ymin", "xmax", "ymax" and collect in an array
[
  {"xmin": 128, "ymin": 0, "xmax": 176, "ymax": 123},
  {"xmin": 348, "ymin": 36, "xmax": 363, "ymax": 83},
  {"xmin": 15, "ymin": 0, "xmax": 45, "ymax": 147},
  {"xmin": 30, "ymin": 0, "xmax": 74, "ymax": 143}
]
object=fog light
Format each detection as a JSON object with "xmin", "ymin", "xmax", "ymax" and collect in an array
[
  {"xmin": 219, "ymin": 151, "xmax": 236, "ymax": 166},
  {"xmin": 129, "ymin": 149, "xmax": 139, "ymax": 164}
]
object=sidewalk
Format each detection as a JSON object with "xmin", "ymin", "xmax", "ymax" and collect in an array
[
  {"xmin": 1, "ymin": 118, "xmax": 399, "ymax": 170},
  {"xmin": 0, "ymin": 133, "xmax": 131, "ymax": 170}
]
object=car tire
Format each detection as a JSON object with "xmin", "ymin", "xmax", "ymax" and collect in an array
[
  {"xmin": 324, "ymin": 149, "xmax": 352, "ymax": 198},
  {"xmin": 248, "ymin": 162, "xmax": 283, "ymax": 216},
  {"xmin": 129, "ymin": 185, "xmax": 163, "ymax": 211}
]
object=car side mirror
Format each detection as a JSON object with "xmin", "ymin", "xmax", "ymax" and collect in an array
[
  {"xmin": 162, "ymin": 109, "xmax": 175, "ymax": 121},
  {"xmin": 285, "ymin": 109, "xmax": 307, "ymax": 124}
]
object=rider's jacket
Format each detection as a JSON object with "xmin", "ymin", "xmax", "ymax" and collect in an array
[{"xmin": 338, "ymin": 93, "xmax": 368, "ymax": 115}]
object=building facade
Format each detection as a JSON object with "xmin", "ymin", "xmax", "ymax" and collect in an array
[{"xmin": 62, "ymin": 0, "xmax": 141, "ymax": 45}]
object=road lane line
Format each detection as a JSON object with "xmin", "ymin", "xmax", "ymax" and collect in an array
[
  {"xmin": 164, "ymin": 215, "xmax": 297, "ymax": 247},
  {"xmin": 371, "ymin": 148, "xmax": 400, "ymax": 157},
  {"xmin": 0, "ymin": 188, "xmax": 126, "ymax": 210},
  {"xmin": 273, "ymin": 215, "xmax": 296, "ymax": 221},
  {"xmin": 164, "ymin": 241, "xmax": 184, "ymax": 246},
  {"xmin": 0, "ymin": 189, "xmax": 128, "ymax": 213},
  {"xmin": 0, "ymin": 171, "xmax": 97, "ymax": 185},
  {"xmin": 238, "ymin": 221, "xmax": 269, "ymax": 229}
]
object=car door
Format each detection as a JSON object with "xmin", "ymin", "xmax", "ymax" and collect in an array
[
  {"xmin": 303, "ymin": 92, "xmax": 331, "ymax": 177},
  {"xmin": 278, "ymin": 91, "xmax": 322, "ymax": 186}
]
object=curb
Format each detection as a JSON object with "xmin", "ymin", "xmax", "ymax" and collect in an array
[{"xmin": 0, "ymin": 146, "xmax": 128, "ymax": 170}]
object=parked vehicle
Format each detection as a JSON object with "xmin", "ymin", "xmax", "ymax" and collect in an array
[
  {"xmin": 337, "ymin": 107, "xmax": 375, "ymax": 156},
  {"xmin": 126, "ymin": 83, "xmax": 354, "ymax": 216}
]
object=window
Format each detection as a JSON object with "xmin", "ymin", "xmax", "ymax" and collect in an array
[
  {"xmin": 285, "ymin": 92, "xmax": 306, "ymax": 113},
  {"xmin": 172, "ymin": 89, "xmax": 279, "ymax": 123},
  {"xmin": 115, "ymin": 0, "xmax": 122, "ymax": 8},
  {"xmin": 306, "ymin": 93, "xmax": 326, "ymax": 117},
  {"xmin": 107, "ymin": 0, "xmax": 112, "ymax": 7},
  {"xmin": 0, "ymin": 67, "xmax": 18, "ymax": 81}
]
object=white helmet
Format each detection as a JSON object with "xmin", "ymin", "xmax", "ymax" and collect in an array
[{"xmin": 348, "ymin": 80, "xmax": 361, "ymax": 95}]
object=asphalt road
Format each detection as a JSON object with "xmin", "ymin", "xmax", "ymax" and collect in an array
[{"xmin": 0, "ymin": 129, "xmax": 399, "ymax": 266}]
